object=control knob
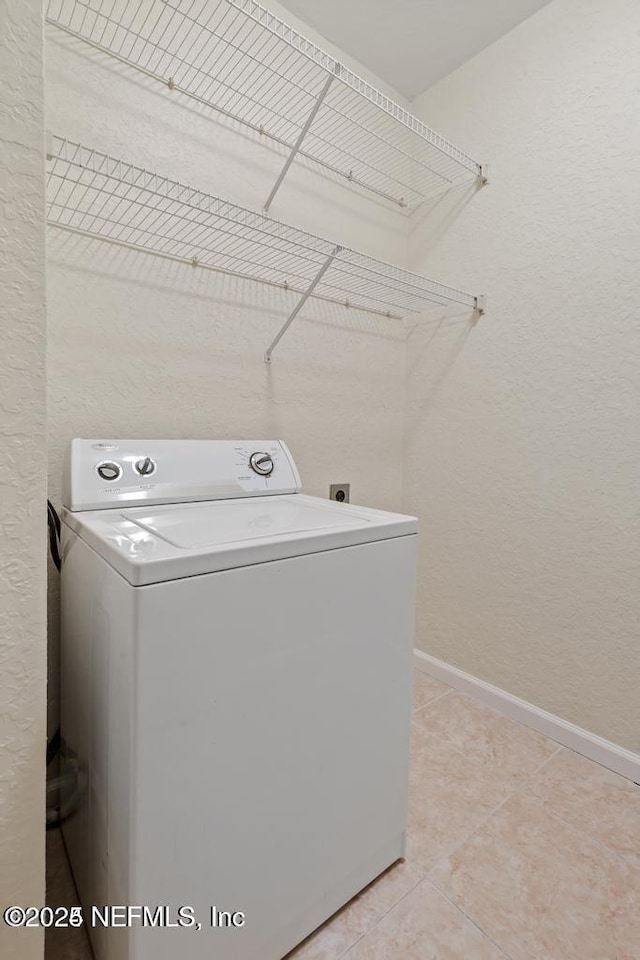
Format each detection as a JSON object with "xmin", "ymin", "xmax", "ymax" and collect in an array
[
  {"xmin": 249, "ymin": 452, "xmax": 274, "ymax": 476},
  {"xmin": 96, "ymin": 461, "xmax": 122, "ymax": 482},
  {"xmin": 135, "ymin": 457, "xmax": 156, "ymax": 477}
]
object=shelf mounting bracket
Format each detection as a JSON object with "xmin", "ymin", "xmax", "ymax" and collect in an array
[
  {"xmin": 474, "ymin": 294, "xmax": 486, "ymax": 314},
  {"xmin": 265, "ymin": 245, "xmax": 342, "ymax": 362},
  {"xmin": 264, "ymin": 64, "xmax": 340, "ymax": 213},
  {"xmin": 478, "ymin": 163, "xmax": 490, "ymax": 186}
]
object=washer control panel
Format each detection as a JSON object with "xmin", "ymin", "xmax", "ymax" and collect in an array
[{"xmin": 64, "ymin": 439, "xmax": 301, "ymax": 511}]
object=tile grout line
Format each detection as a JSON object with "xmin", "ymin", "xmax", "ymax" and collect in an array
[
  {"xmin": 335, "ymin": 870, "xmax": 425, "ymax": 959},
  {"xmin": 543, "ymin": 735, "xmax": 640, "ymax": 784},
  {"xmin": 512, "ymin": 784, "xmax": 640, "ymax": 870},
  {"xmin": 412, "ymin": 695, "xmax": 566, "ymax": 877},
  {"xmin": 409, "ymin": 728, "xmax": 481, "ymax": 777},
  {"xmin": 424, "ymin": 788, "xmax": 640, "ymax": 959},
  {"xmin": 425, "ymin": 787, "xmax": 639, "ymax": 958},
  {"xmin": 410, "ymin": 729, "xmax": 560, "ymax": 776},
  {"xmin": 337, "ymin": 686, "xmax": 638, "ymax": 957},
  {"xmin": 426, "ymin": 741, "xmax": 565, "ymax": 870},
  {"xmin": 419, "ymin": 742, "xmax": 567, "ymax": 879},
  {"xmin": 315, "ymin": 694, "xmax": 560, "ymax": 957},
  {"xmin": 412, "ymin": 686, "xmax": 453, "ymax": 716},
  {"xmin": 425, "ymin": 790, "xmax": 515, "ymax": 880},
  {"xmin": 423, "ymin": 877, "xmax": 515, "ymax": 959},
  {"xmin": 315, "ymin": 701, "xmax": 637, "ymax": 956},
  {"xmin": 424, "ymin": 790, "xmax": 519, "ymax": 959},
  {"xmin": 519, "ymin": 743, "xmax": 639, "ymax": 868},
  {"xmin": 529, "ymin": 742, "xmax": 564, "ymax": 776},
  {"xmin": 412, "ymin": 688, "xmax": 562, "ymax": 766}
]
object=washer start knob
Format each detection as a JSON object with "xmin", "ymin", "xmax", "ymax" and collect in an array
[
  {"xmin": 135, "ymin": 457, "xmax": 156, "ymax": 477},
  {"xmin": 249, "ymin": 452, "xmax": 274, "ymax": 476}
]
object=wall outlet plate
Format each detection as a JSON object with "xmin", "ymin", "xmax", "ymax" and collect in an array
[{"xmin": 329, "ymin": 483, "xmax": 350, "ymax": 503}]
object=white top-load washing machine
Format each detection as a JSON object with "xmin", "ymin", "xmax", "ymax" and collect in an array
[{"xmin": 60, "ymin": 439, "xmax": 417, "ymax": 960}]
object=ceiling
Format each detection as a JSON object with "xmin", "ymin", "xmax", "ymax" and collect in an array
[{"xmin": 278, "ymin": 0, "xmax": 551, "ymax": 99}]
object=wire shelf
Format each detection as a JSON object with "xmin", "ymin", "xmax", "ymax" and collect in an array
[
  {"xmin": 45, "ymin": 0, "xmax": 484, "ymax": 211},
  {"xmin": 47, "ymin": 137, "xmax": 480, "ymax": 355}
]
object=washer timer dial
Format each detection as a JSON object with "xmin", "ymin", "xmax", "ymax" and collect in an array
[
  {"xmin": 249, "ymin": 452, "xmax": 274, "ymax": 476},
  {"xmin": 135, "ymin": 457, "xmax": 156, "ymax": 477}
]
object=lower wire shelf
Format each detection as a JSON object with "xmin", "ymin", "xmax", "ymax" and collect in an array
[{"xmin": 46, "ymin": 135, "xmax": 483, "ymax": 360}]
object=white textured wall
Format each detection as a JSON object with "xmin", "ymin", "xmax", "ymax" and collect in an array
[
  {"xmin": 406, "ymin": 0, "xmax": 640, "ymax": 751},
  {"xmin": 0, "ymin": 1, "xmax": 47, "ymax": 957},
  {"xmin": 45, "ymin": 0, "xmax": 640, "ymax": 760},
  {"xmin": 45, "ymin": 2, "xmax": 408, "ymax": 732}
]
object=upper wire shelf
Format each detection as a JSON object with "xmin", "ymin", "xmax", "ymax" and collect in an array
[
  {"xmin": 45, "ymin": 0, "xmax": 485, "ymax": 212},
  {"xmin": 46, "ymin": 136, "xmax": 481, "ymax": 359}
]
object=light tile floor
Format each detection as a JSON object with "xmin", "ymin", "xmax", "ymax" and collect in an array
[{"xmin": 46, "ymin": 672, "xmax": 640, "ymax": 960}]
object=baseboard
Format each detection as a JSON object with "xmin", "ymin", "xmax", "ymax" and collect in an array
[{"xmin": 414, "ymin": 650, "xmax": 640, "ymax": 784}]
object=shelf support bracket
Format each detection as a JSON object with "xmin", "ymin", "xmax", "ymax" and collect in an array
[
  {"xmin": 265, "ymin": 245, "xmax": 342, "ymax": 362},
  {"xmin": 478, "ymin": 164, "xmax": 490, "ymax": 186},
  {"xmin": 264, "ymin": 65, "xmax": 340, "ymax": 213}
]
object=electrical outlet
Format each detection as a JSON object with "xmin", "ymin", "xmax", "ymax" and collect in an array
[{"xmin": 329, "ymin": 483, "xmax": 350, "ymax": 503}]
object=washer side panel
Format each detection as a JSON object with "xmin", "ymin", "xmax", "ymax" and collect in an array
[{"xmin": 60, "ymin": 530, "xmax": 137, "ymax": 960}]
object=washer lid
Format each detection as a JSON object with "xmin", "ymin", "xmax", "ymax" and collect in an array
[
  {"xmin": 121, "ymin": 497, "xmax": 367, "ymax": 549},
  {"xmin": 63, "ymin": 494, "xmax": 417, "ymax": 586}
]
